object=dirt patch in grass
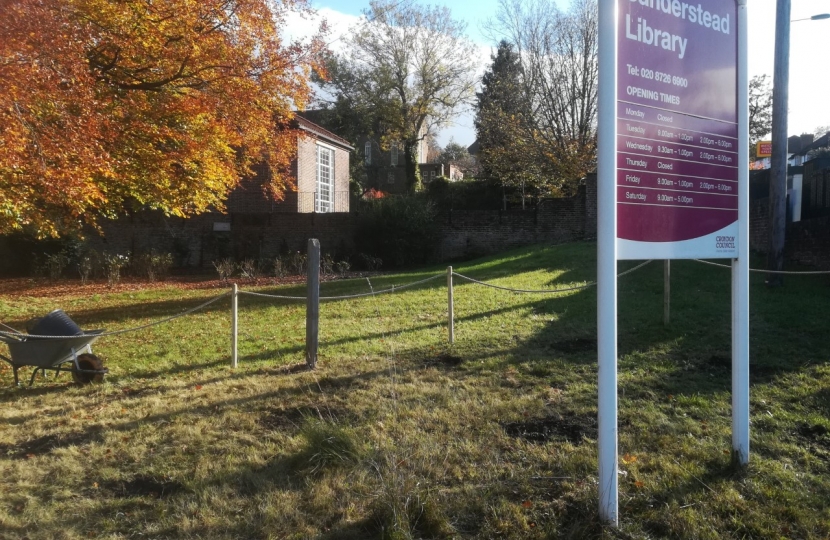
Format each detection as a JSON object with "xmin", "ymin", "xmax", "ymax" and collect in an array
[
  {"xmin": 99, "ymin": 475, "xmax": 184, "ymax": 499},
  {"xmin": 503, "ymin": 412, "xmax": 597, "ymax": 444},
  {"xmin": 0, "ymin": 428, "xmax": 101, "ymax": 459},
  {"xmin": 423, "ymin": 354, "xmax": 463, "ymax": 368},
  {"xmin": 258, "ymin": 406, "xmax": 352, "ymax": 433}
]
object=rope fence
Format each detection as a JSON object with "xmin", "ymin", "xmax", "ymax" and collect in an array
[
  {"xmin": 693, "ymin": 259, "xmax": 830, "ymax": 275},
  {"xmin": 3, "ymin": 237, "xmax": 829, "ymax": 380}
]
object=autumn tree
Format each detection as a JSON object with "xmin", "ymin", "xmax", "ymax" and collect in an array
[
  {"xmin": 485, "ymin": 0, "xmax": 598, "ymax": 193},
  {"xmin": 317, "ymin": 0, "xmax": 478, "ymax": 191},
  {"xmin": 0, "ymin": 0, "xmax": 326, "ymax": 237}
]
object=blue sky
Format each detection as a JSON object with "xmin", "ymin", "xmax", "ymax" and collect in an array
[{"xmin": 299, "ymin": 0, "xmax": 830, "ymax": 148}]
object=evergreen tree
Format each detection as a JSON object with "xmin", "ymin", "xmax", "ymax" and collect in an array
[{"xmin": 474, "ymin": 40, "xmax": 540, "ymax": 203}]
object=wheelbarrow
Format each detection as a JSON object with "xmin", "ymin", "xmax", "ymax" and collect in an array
[{"xmin": 0, "ymin": 310, "xmax": 107, "ymax": 386}]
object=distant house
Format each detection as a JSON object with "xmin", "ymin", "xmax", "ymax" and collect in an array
[
  {"xmin": 226, "ymin": 114, "xmax": 353, "ymax": 214},
  {"xmin": 749, "ymin": 131, "xmax": 830, "ymax": 224},
  {"xmin": 419, "ymin": 162, "xmax": 465, "ymax": 183},
  {"xmin": 360, "ymin": 131, "xmax": 431, "ymax": 194}
]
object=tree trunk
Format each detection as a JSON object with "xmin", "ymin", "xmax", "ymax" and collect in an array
[{"xmin": 403, "ymin": 142, "xmax": 420, "ymax": 191}]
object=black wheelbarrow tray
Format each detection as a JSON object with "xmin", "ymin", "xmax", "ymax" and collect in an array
[{"xmin": 0, "ymin": 331, "xmax": 108, "ymax": 386}]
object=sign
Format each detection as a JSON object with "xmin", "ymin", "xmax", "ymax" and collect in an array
[
  {"xmin": 213, "ymin": 222, "xmax": 231, "ymax": 232},
  {"xmin": 597, "ymin": 0, "xmax": 749, "ymax": 526},
  {"xmin": 616, "ymin": 0, "xmax": 738, "ymax": 259},
  {"xmin": 756, "ymin": 140, "xmax": 772, "ymax": 157}
]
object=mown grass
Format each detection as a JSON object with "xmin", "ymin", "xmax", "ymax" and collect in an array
[{"xmin": 1, "ymin": 241, "xmax": 829, "ymax": 539}]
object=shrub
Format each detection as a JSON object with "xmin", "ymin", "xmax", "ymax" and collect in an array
[
  {"xmin": 134, "ymin": 251, "xmax": 173, "ymax": 282},
  {"xmin": 239, "ymin": 258, "xmax": 264, "ymax": 280},
  {"xmin": 102, "ymin": 253, "xmax": 129, "ymax": 287},
  {"xmin": 334, "ymin": 259, "xmax": 351, "ymax": 277},
  {"xmin": 43, "ymin": 252, "xmax": 69, "ymax": 281},
  {"xmin": 320, "ymin": 253, "xmax": 335, "ymax": 276},
  {"xmin": 213, "ymin": 258, "xmax": 236, "ymax": 282},
  {"xmin": 354, "ymin": 195, "xmax": 440, "ymax": 268},
  {"xmin": 287, "ymin": 251, "xmax": 307, "ymax": 276},
  {"xmin": 272, "ymin": 256, "xmax": 288, "ymax": 279}
]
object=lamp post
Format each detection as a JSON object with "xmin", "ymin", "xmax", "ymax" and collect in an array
[{"xmin": 767, "ymin": 3, "xmax": 830, "ymax": 286}]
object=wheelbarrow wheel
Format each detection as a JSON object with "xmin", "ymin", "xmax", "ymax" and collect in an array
[{"xmin": 72, "ymin": 353, "xmax": 105, "ymax": 384}]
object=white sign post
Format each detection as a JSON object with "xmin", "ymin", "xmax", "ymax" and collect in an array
[{"xmin": 597, "ymin": 0, "xmax": 749, "ymax": 525}]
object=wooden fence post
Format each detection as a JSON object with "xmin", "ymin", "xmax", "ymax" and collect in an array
[
  {"xmin": 231, "ymin": 283, "xmax": 238, "ymax": 368},
  {"xmin": 447, "ymin": 266, "xmax": 454, "ymax": 344},
  {"xmin": 306, "ymin": 239, "xmax": 320, "ymax": 369}
]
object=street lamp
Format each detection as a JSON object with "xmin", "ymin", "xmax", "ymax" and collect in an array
[
  {"xmin": 767, "ymin": 2, "xmax": 830, "ymax": 286},
  {"xmin": 791, "ymin": 13, "xmax": 830, "ymax": 22}
]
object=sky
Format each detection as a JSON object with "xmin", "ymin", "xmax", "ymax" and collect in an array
[{"xmin": 292, "ymin": 0, "xmax": 830, "ymax": 148}]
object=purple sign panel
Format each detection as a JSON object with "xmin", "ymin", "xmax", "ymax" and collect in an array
[{"xmin": 617, "ymin": 0, "xmax": 738, "ymax": 259}]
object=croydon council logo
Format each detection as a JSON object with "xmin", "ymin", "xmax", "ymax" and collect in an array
[{"xmin": 715, "ymin": 235, "xmax": 736, "ymax": 251}]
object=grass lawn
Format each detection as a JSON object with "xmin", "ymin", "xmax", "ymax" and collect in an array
[{"xmin": 1, "ymin": 241, "xmax": 829, "ymax": 539}]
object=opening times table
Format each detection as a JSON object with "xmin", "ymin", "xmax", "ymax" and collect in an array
[{"xmin": 616, "ymin": 100, "xmax": 738, "ymax": 243}]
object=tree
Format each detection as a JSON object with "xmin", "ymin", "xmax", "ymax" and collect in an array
[
  {"xmin": 317, "ymin": 0, "xmax": 478, "ymax": 191},
  {"xmin": 485, "ymin": 0, "xmax": 599, "ymax": 193},
  {"xmin": 749, "ymin": 74, "xmax": 773, "ymax": 159},
  {"xmin": 437, "ymin": 139, "xmax": 478, "ymax": 177},
  {"xmin": 0, "ymin": 0, "xmax": 326, "ymax": 238},
  {"xmin": 474, "ymin": 39, "xmax": 540, "ymax": 201},
  {"xmin": 438, "ymin": 140, "xmax": 470, "ymax": 164}
]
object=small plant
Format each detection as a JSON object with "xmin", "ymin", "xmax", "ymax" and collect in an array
[
  {"xmin": 335, "ymin": 259, "xmax": 351, "ymax": 278},
  {"xmin": 359, "ymin": 253, "xmax": 383, "ymax": 271},
  {"xmin": 43, "ymin": 252, "xmax": 69, "ymax": 281},
  {"xmin": 288, "ymin": 251, "xmax": 307, "ymax": 276},
  {"xmin": 239, "ymin": 258, "xmax": 263, "ymax": 280},
  {"xmin": 77, "ymin": 253, "xmax": 95, "ymax": 285},
  {"xmin": 102, "ymin": 252, "xmax": 129, "ymax": 288},
  {"xmin": 295, "ymin": 419, "xmax": 363, "ymax": 475},
  {"xmin": 134, "ymin": 250, "xmax": 173, "ymax": 282},
  {"xmin": 321, "ymin": 253, "xmax": 335, "ymax": 276},
  {"xmin": 273, "ymin": 256, "xmax": 288, "ymax": 279},
  {"xmin": 213, "ymin": 258, "xmax": 237, "ymax": 282}
]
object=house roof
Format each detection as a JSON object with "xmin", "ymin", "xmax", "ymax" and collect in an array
[
  {"xmin": 794, "ymin": 132, "xmax": 830, "ymax": 157},
  {"xmin": 294, "ymin": 114, "xmax": 354, "ymax": 151}
]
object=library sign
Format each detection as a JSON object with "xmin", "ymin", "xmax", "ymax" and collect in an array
[{"xmin": 616, "ymin": 0, "xmax": 738, "ymax": 259}]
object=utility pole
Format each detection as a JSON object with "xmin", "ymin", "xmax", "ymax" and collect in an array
[{"xmin": 767, "ymin": 0, "xmax": 790, "ymax": 287}]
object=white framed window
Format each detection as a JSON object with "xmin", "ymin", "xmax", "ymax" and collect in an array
[
  {"xmin": 365, "ymin": 141, "xmax": 372, "ymax": 164},
  {"xmin": 391, "ymin": 142, "xmax": 399, "ymax": 166},
  {"xmin": 430, "ymin": 170, "xmax": 436, "ymax": 181},
  {"xmin": 387, "ymin": 171, "xmax": 395, "ymax": 184},
  {"xmin": 316, "ymin": 144, "xmax": 334, "ymax": 213}
]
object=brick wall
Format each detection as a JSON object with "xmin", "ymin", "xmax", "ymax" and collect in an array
[
  {"xmin": 87, "ymin": 210, "xmax": 354, "ymax": 269},
  {"xmin": 437, "ymin": 175, "xmax": 597, "ymax": 260},
  {"xmin": 750, "ymin": 197, "xmax": 830, "ymax": 270}
]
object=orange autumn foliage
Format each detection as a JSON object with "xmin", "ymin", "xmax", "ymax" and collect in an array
[{"xmin": 0, "ymin": 0, "xmax": 327, "ymax": 237}]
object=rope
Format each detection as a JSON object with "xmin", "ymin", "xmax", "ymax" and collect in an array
[
  {"xmin": 452, "ymin": 260, "xmax": 653, "ymax": 294},
  {"xmin": 238, "ymin": 290, "xmax": 304, "ymax": 301},
  {"xmin": 693, "ymin": 259, "xmax": 830, "ymax": 275},
  {"xmin": 0, "ymin": 292, "xmax": 231, "ymax": 340},
  {"xmin": 236, "ymin": 274, "xmax": 444, "ymax": 301},
  {"xmin": 322, "ymin": 274, "xmax": 442, "ymax": 299}
]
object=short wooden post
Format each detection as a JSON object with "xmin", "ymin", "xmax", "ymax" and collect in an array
[
  {"xmin": 663, "ymin": 260, "xmax": 671, "ymax": 326},
  {"xmin": 306, "ymin": 239, "xmax": 320, "ymax": 369},
  {"xmin": 231, "ymin": 283, "xmax": 239, "ymax": 368},
  {"xmin": 447, "ymin": 266, "xmax": 454, "ymax": 344}
]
